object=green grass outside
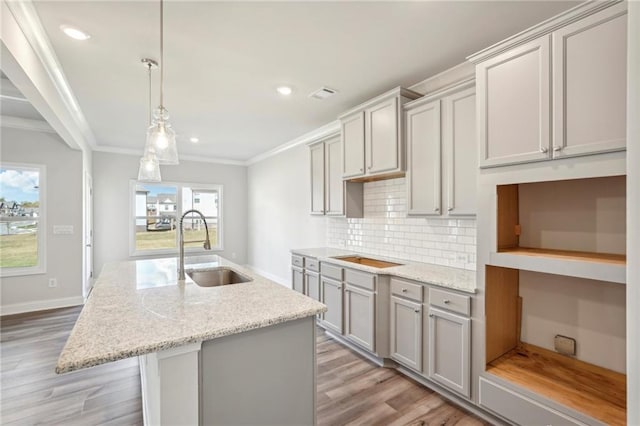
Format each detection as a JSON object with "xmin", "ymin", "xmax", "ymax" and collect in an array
[
  {"xmin": 136, "ymin": 228, "xmax": 218, "ymax": 251},
  {"xmin": 0, "ymin": 233, "xmax": 37, "ymax": 268}
]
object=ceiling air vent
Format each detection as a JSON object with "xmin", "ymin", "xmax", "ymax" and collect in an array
[{"xmin": 309, "ymin": 87, "xmax": 338, "ymax": 100}]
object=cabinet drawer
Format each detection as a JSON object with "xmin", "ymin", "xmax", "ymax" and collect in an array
[
  {"xmin": 305, "ymin": 258, "xmax": 320, "ymax": 272},
  {"xmin": 390, "ymin": 278, "xmax": 423, "ymax": 303},
  {"xmin": 291, "ymin": 255, "xmax": 304, "ymax": 268},
  {"xmin": 320, "ymin": 263, "xmax": 343, "ymax": 281},
  {"xmin": 344, "ymin": 268, "xmax": 376, "ymax": 291},
  {"xmin": 479, "ymin": 377, "xmax": 584, "ymax": 426},
  {"xmin": 429, "ymin": 288, "xmax": 470, "ymax": 316}
]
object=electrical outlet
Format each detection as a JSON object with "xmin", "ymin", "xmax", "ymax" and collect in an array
[
  {"xmin": 48, "ymin": 278, "xmax": 58, "ymax": 288},
  {"xmin": 554, "ymin": 334, "xmax": 576, "ymax": 356}
]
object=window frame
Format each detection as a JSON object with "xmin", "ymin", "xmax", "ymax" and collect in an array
[
  {"xmin": 0, "ymin": 162, "xmax": 47, "ymax": 277},
  {"xmin": 129, "ymin": 180, "xmax": 224, "ymax": 257}
]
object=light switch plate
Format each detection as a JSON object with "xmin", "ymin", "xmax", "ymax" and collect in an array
[
  {"xmin": 554, "ymin": 334, "xmax": 576, "ymax": 356},
  {"xmin": 53, "ymin": 225, "xmax": 74, "ymax": 235}
]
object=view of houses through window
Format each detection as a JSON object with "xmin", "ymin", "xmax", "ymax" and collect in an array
[
  {"xmin": 133, "ymin": 182, "xmax": 221, "ymax": 254},
  {"xmin": 0, "ymin": 164, "xmax": 44, "ymax": 274}
]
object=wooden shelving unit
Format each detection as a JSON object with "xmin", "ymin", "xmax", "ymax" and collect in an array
[
  {"xmin": 490, "ymin": 248, "xmax": 626, "ymax": 284},
  {"xmin": 487, "ymin": 343, "xmax": 626, "ymax": 426}
]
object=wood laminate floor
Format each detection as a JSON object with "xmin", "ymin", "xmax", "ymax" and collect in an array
[{"xmin": 1, "ymin": 306, "xmax": 487, "ymax": 426}]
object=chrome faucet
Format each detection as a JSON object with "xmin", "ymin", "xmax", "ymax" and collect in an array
[{"xmin": 178, "ymin": 209, "xmax": 212, "ymax": 280}]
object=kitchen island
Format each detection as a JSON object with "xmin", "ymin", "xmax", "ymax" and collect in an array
[{"xmin": 56, "ymin": 255, "xmax": 326, "ymax": 426}]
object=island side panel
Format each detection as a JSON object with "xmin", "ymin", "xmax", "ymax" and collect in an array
[{"xmin": 201, "ymin": 317, "xmax": 316, "ymax": 426}]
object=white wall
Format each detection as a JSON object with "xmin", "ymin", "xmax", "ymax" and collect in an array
[
  {"xmin": 92, "ymin": 152, "xmax": 247, "ymax": 274},
  {"xmin": 247, "ymin": 144, "xmax": 327, "ymax": 285},
  {"xmin": 1, "ymin": 127, "xmax": 84, "ymax": 313}
]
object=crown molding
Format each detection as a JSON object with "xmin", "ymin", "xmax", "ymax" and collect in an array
[
  {"xmin": 92, "ymin": 144, "xmax": 247, "ymax": 167},
  {"xmin": 245, "ymin": 120, "xmax": 341, "ymax": 166},
  {"xmin": 0, "ymin": 115, "xmax": 56, "ymax": 133}
]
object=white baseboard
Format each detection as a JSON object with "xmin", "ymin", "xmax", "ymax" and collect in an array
[
  {"xmin": 243, "ymin": 264, "xmax": 289, "ymax": 288},
  {"xmin": 0, "ymin": 296, "xmax": 85, "ymax": 316}
]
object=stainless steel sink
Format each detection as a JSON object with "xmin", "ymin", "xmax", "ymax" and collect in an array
[
  {"xmin": 331, "ymin": 256, "xmax": 403, "ymax": 268},
  {"xmin": 187, "ymin": 267, "xmax": 253, "ymax": 287}
]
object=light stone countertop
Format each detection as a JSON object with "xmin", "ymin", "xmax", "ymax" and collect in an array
[
  {"xmin": 291, "ymin": 247, "xmax": 476, "ymax": 294},
  {"xmin": 56, "ymin": 255, "xmax": 326, "ymax": 374}
]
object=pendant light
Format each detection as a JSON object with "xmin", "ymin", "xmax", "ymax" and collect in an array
[
  {"xmin": 145, "ymin": 0, "xmax": 179, "ymax": 165},
  {"xmin": 138, "ymin": 59, "xmax": 162, "ymax": 182}
]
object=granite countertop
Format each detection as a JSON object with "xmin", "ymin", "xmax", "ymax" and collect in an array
[
  {"xmin": 56, "ymin": 255, "xmax": 326, "ymax": 374},
  {"xmin": 291, "ymin": 248, "xmax": 476, "ymax": 294}
]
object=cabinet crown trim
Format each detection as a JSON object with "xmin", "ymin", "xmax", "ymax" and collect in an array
[
  {"xmin": 306, "ymin": 132, "xmax": 340, "ymax": 147},
  {"xmin": 403, "ymin": 77, "xmax": 475, "ymax": 110},
  {"xmin": 339, "ymin": 86, "xmax": 422, "ymax": 119},
  {"xmin": 466, "ymin": 0, "xmax": 624, "ymax": 64}
]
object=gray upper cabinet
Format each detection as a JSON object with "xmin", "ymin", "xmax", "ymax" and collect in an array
[
  {"xmin": 324, "ymin": 137, "xmax": 344, "ymax": 215},
  {"xmin": 476, "ymin": 36, "xmax": 551, "ymax": 168},
  {"xmin": 552, "ymin": 3, "xmax": 627, "ymax": 159},
  {"xmin": 340, "ymin": 87, "xmax": 421, "ymax": 180},
  {"xmin": 405, "ymin": 99, "xmax": 441, "ymax": 216},
  {"xmin": 309, "ymin": 142, "xmax": 325, "ymax": 215},
  {"xmin": 471, "ymin": 1, "xmax": 627, "ymax": 168},
  {"xmin": 405, "ymin": 83, "xmax": 477, "ymax": 217},
  {"xmin": 341, "ymin": 112, "xmax": 366, "ymax": 179},
  {"xmin": 444, "ymin": 87, "xmax": 477, "ymax": 216},
  {"xmin": 309, "ymin": 137, "xmax": 363, "ymax": 218}
]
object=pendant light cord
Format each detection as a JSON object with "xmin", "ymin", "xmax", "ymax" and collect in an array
[
  {"xmin": 147, "ymin": 62, "xmax": 152, "ymax": 125},
  {"xmin": 159, "ymin": 0, "xmax": 164, "ymax": 109}
]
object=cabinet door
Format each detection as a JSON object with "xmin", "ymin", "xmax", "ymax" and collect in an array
[
  {"xmin": 444, "ymin": 88, "xmax": 477, "ymax": 216},
  {"xmin": 390, "ymin": 296, "xmax": 422, "ymax": 371},
  {"xmin": 306, "ymin": 271, "xmax": 321, "ymax": 302},
  {"xmin": 292, "ymin": 267, "xmax": 305, "ymax": 294},
  {"xmin": 325, "ymin": 137, "xmax": 344, "ymax": 216},
  {"xmin": 366, "ymin": 97, "xmax": 400, "ymax": 174},
  {"xmin": 406, "ymin": 99, "xmax": 441, "ymax": 215},
  {"xmin": 342, "ymin": 112, "xmax": 365, "ymax": 178},
  {"xmin": 477, "ymin": 35, "xmax": 551, "ymax": 167},
  {"xmin": 344, "ymin": 284, "xmax": 375, "ymax": 352},
  {"xmin": 309, "ymin": 143, "xmax": 325, "ymax": 215},
  {"xmin": 552, "ymin": 3, "xmax": 627, "ymax": 158},
  {"xmin": 321, "ymin": 277, "xmax": 343, "ymax": 334},
  {"xmin": 428, "ymin": 307, "xmax": 470, "ymax": 398}
]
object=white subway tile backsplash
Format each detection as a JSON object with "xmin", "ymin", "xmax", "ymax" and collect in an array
[{"xmin": 327, "ymin": 177, "xmax": 477, "ymax": 271}]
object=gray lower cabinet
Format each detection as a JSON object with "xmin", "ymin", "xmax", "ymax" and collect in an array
[
  {"xmin": 344, "ymin": 284, "xmax": 375, "ymax": 352},
  {"xmin": 320, "ymin": 276, "xmax": 343, "ymax": 334},
  {"xmin": 291, "ymin": 266, "xmax": 304, "ymax": 294},
  {"xmin": 390, "ymin": 296, "xmax": 422, "ymax": 371},
  {"xmin": 428, "ymin": 306, "xmax": 470, "ymax": 398},
  {"xmin": 305, "ymin": 270, "xmax": 320, "ymax": 302}
]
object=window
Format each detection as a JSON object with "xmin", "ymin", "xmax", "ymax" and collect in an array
[
  {"xmin": 0, "ymin": 163, "xmax": 46, "ymax": 277},
  {"xmin": 131, "ymin": 181, "xmax": 223, "ymax": 256}
]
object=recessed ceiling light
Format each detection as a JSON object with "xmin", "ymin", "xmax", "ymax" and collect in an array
[
  {"xmin": 190, "ymin": 137, "xmax": 199, "ymax": 143},
  {"xmin": 60, "ymin": 25, "xmax": 91, "ymax": 41},
  {"xmin": 276, "ymin": 86, "xmax": 292, "ymax": 96}
]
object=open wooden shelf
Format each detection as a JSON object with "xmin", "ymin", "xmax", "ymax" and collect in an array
[
  {"xmin": 490, "ymin": 248, "xmax": 626, "ymax": 284},
  {"xmin": 487, "ymin": 343, "xmax": 626, "ymax": 426},
  {"xmin": 498, "ymin": 247, "xmax": 626, "ymax": 264}
]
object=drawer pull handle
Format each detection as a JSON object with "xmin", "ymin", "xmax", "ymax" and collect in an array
[
  {"xmin": 401, "ymin": 288, "xmax": 407, "ymax": 293},
  {"xmin": 540, "ymin": 147, "xmax": 548, "ymax": 153},
  {"xmin": 414, "ymin": 309, "xmax": 420, "ymax": 313},
  {"xmin": 429, "ymin": 314, "xmax": 434, "ymax": 318},
  {"xmin": 553, "ymin": 145, "xmax": 563, "ymax": 152},
  {"xmin": 443, "ymin": 299, "xmax": 451, "ymax": 304}
]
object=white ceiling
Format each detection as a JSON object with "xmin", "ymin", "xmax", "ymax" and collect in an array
[{"xmin": 29, "ymin": 1, "xmax": 580, "ymax": 162}]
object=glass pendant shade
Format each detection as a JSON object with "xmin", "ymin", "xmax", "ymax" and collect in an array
[
  {"xmin": 146, "ymin": 107, "xmax": 179, "ymax": 165},
  {"xmin": 138, "ymin": 154, "xmax": 162, "ymax": 182}
]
